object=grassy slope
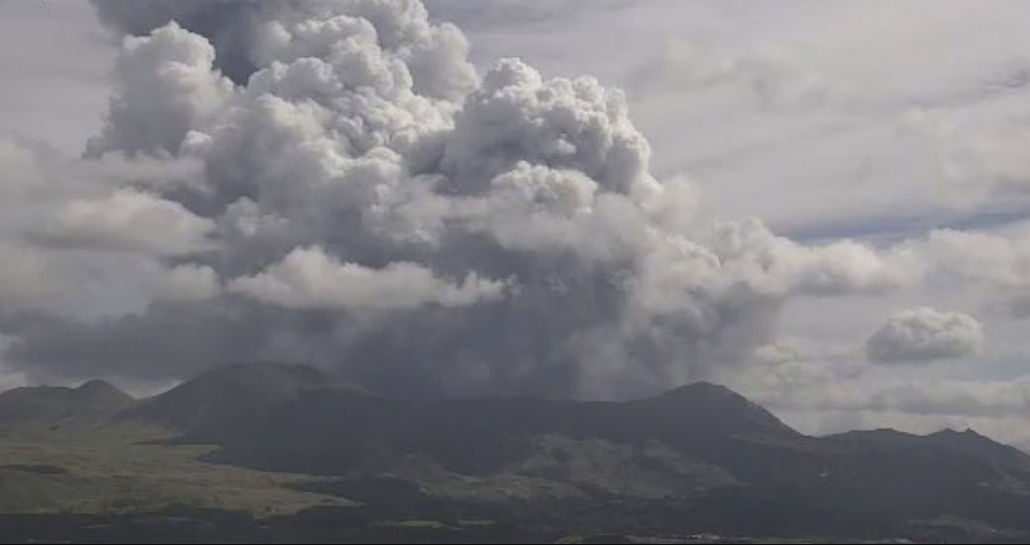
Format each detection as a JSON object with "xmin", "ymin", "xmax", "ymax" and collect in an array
[
  {"xmin": 380, "ymin": 434, "xmax": 737, "ymax": 504},
  {"xmin": 0, "ymin": 424, "xmax": 352, "ymax": 517}
]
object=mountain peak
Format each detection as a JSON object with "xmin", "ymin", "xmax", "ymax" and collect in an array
[
  {"xmin": 74, "ymin": 380, "xmax": 134, "ymax": 403},
  {"xmin": 124, "ymin": 362, "xmax": 362, "ymax": 432},
  {"xmin": 636, "ymin": 381, "xmax": 801, "ymax": 440},
  {"xmin": 827, "ymin": 426, "xmax": 1030, "ymax": 469},
  {"xmin": 924, "ymin": 427, "xmax": 1029, "ymax": 463},
  {"xmin": 654, "ymin": 381, "xmax": 770, "ymax": 414},
  {"xmin": 0, "ymin": 380, "xmax": 135, "ymax": 430},
  {"xmin": 660, "ymin": 381, "xmax": 742, "ymax": 399},
  {"xmin": 931, "ymin": 427, "xmax": 985, "ymax": 439}
]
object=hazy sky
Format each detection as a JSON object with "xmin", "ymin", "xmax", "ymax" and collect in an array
[{"xmin": 2, "ymin": 0, "xmax": 1030, "ymax": 450}]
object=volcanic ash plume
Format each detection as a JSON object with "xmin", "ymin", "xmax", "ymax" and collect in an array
[{"xmin": 2, "ymin": 0, "xmax": 912, "ymax": 398}]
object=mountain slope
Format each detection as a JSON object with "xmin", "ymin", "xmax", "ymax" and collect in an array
[
  {"xmin": 0, "ymin": 380, "xmax": 134, "ymax": 432},
  {"xmin": 179, "ymin": 378, "xmax": 807, "ymax": 479},
  {"xmin": 121, "ymin": 362, "xmax": 364, "ymax": 433},
  {"xmin": 6, "ymin": 363, "xmax": 1030, "ymax": 541},
  {"xmin": 807, "ymin": 427, "xmax": 1030, "ymax": 528},
  {"xmin": 124, "ymin": 364, "xmax": 1030, "ymax": 538}
]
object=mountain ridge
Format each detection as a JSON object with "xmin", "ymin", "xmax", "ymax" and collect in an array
[
  {"xmin": 4, "ymin": 362, "xmax": 1030, "ymax": 541},
  {"xmin": 0, "ymin": 379, "xmax": 135, "ymax": 431},
  {"xmin": 4, "ymin": 363, "xmax": 1019, "ymax": 453}
]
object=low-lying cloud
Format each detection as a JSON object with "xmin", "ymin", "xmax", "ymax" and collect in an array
[{"xmin": 229, "ymin": 246, "xmax": 509, "ymax": 311}]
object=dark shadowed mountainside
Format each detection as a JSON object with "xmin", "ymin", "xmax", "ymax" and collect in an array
[
  {"xmin": 0, "ymin": 380, "xmax": 134, "ymax": 432},
  {"xmin": 3, "ymin": 362, "xmax": 1030, "ymax": 543},
  {"xmin": 118, "ymin": 363, "xmax": 1030, "ymax": 540},
  {"xmin": 120, "ymin": 362, "xmax": 367, "ymax": 432}
]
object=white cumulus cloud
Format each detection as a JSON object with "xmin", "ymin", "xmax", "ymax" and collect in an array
[
  {"xmin": 230, "ymin": 246, "xmax": 508, "ymax": 311},
  {"xmin": 866, "ymin": 307, "xmax": 985, "ymax": 364}
]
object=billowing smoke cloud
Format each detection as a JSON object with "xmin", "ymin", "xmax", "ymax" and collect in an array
[
  {"xmin": 89, "ymin": 0, "xmax": 478, "ymax": 96},
  {"xmin": 866, "ymin": 307, "xmax": 985, "ymax": 364},
  {"xmin": 86, "ymin": 21, "xmax": 234, "ymax": 157},
  {"xmin": 0, "ymin": 0, "xmax": 915, "ymax": 398}
]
